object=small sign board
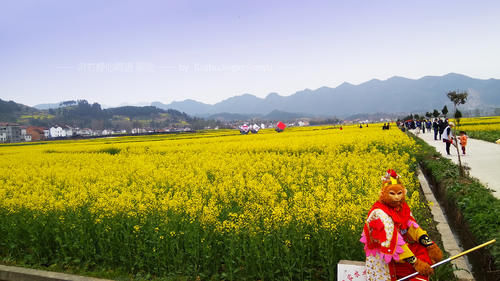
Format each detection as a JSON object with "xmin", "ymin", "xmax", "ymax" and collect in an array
[{"xmin": 337, "ymin": 260, "xmax": 366, "ymax": 281}]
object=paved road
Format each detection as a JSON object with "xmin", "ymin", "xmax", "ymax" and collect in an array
[{"xmin": 413, "ymin": 129, "xmax": 500, "ymax": 199}]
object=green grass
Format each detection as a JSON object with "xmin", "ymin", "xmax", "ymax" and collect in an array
[
  {"xmin": 411, "ymin": 134, "xmax": 500, "ymax": 281},
  {"xmin": 467, "ymin": 130, "xmax": 500, "ymax": 143},
  {"xmin": 0, "ymin": 208, "xmax": 365, "ymax": 281},
  {"xmin": 412, "ymin": 183, "xmax": 458, "ymax": 281}
]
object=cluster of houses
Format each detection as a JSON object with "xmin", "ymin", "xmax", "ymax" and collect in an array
[
  {"xmin": 0, "ymin": 123, "xmax": 195, "ymax": 143},
  {"xmin": 0, "ymin": 123, "xmax": 84, "ymax": 143},
  {"xmin": 1, "ymin": 120, "xmax": 312, "ymax": 143}
]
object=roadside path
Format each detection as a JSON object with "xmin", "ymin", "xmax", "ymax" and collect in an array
[{"xmin": 413, "ymin": 129, "xmax": 500, "ymax": 199}]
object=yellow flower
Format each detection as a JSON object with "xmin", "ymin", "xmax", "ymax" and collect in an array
[
  {"xmin": 284, "ymin": 239, "xmax": 292, "ymax": 248},
  {"xmin": 0, "ymin": 124, "xmax": 422, "ymax": 240}
]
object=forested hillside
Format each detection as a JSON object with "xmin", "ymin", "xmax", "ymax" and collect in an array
[
  {"xmin": 0, "ymin": 99, "xmax": 39, "ymax": 122},
  {"xmin": 0, "ymin": 99, "xmax": 223, "ymax": 130}
]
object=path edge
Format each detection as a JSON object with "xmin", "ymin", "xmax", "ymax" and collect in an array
[
  {"xmin": 417, "ymin": 166, "xmax": 475, "ymax": 281},
  {"xmin": 0, "ymin": 264, "xmax": 113, "ymax": 281}
]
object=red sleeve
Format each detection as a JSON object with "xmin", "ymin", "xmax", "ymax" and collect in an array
[{"xmin": 369, "ymin": 218, "xmax": 387, "ymax": 243}]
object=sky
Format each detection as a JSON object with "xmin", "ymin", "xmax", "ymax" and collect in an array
[{"xmin": 1, "ymin": 0, "xmax": 500, "ymax": 107}]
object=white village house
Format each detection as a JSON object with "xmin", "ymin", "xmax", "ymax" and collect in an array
[
  {"xmin": 49, "ymin": 125, "xmax": 73, "ymax": 138},
  {"xmin": 75, "ymin": 128, "xmax": 94, "ymax": 136},
  {"xmin": 20, "ymin": 127, "xmax": 32, "ymax": 142}
]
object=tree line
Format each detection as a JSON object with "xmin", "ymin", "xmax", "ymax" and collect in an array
[{"xmin": 2, "ymin": 99, "xmax": 227, "ymax": 131}]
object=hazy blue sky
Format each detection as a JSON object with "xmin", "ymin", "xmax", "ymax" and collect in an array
[{"xmin": 1, "ymin": 0, "xmax": 499, "ymax": 107}]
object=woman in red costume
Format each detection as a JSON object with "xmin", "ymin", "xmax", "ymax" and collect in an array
[{"xmin": 360, "ymin": 169, "xmax": 443, "ymax": 281}]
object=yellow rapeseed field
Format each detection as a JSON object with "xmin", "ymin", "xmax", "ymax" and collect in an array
[
  {"xmin": 0, "ymin": 125, "xmax": 422, "ymax": 280},
  {"xmin": 449, "ymin": 116, "xmax": 500, "ymax": 143},
  {"xmin": 450, "ymin": 115, "xmax": 500, "ymax": 129},
  {"xmin": 451, "ymin": 116, "xmax": 500, "ymax": 131}
]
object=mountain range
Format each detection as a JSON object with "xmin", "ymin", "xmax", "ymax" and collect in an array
[{"xmin": 149, "ymin": 73, "xmax": 500, "ymax": 118}]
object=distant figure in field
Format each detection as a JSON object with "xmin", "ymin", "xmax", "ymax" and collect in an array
[
  {"xmin": 239, "ymin": 124, "xmax": 249, "ymax": 135},
  {"xmin": 459, "ymin": 131, "xmax": 468, "ymax": 155},
  {"xmin": 250, "ymin": 124, "xmax": 260, "ymax": 134}
]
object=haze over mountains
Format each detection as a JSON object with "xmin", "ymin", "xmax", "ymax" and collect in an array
[
  {"xmin": 150, "ymin": 73, "xmax": 500, "ymax": 118},
  {"xmin": 30, "ymin": 73, "xmax": 500, "ymax": 120}
]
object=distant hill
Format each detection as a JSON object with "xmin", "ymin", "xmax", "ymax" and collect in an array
[
  {"xmin": 157, "ymin": 73, "xmax": 500, "ymax": 117},
  {"xmin": 0, "ymin": 99, "xmax": 39, "ymax": 122},
  {"xmin": 205, "ymin": 110, "xmax": 312, "ymax": 122},
  {"xmin": 345, "ymin": 112, "xmax": 406, "ymax": 121},
  {"xmin": 106, "ymin": 106, "xmax": 166, "ymax": 118},
  {"xmin": 0, "ymin": 99, "xmax": 223, "ymax": 130},
  {"xmin": 207, "ymin": 112, "xmax": 255, "ymax": 121},
  {"xmin": 152, "ymin": 99, "xmax": 212, "ymax": 115},
  {"xmin": 263, "ymin": 110, "xmax": 312, "ymax": 120}
]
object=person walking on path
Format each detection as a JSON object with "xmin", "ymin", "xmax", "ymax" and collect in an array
[
  {"xmin": 432, "ymin": 119, "xmax": 439, "ymax": 140},
  {"xmin": 459, "ymin": 131, "xmax": 468, "ymax": 155},
  {"xmin": 413, "ymin": 128, "xmax": 500, "ymax": 200},
  {"xmin": 438, "ymin": 119, "xmax": 445, "ymax": 140},
  {"xmin": 442, "ymin": 122, "xmax": 455, "ymax": 156}
]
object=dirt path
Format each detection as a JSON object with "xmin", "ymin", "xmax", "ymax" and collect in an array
[{"xmin": 413, "ymin": 129, "xmax": 500, "ymax": 199}]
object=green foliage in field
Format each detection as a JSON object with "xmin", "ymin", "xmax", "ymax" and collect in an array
[
  {"xmin": 413, "ymin": 135, "xmax": 500, "ymax": 278},
  {"xmin": 467, "ymin": 131, "xmax": 500, "ymax": 143},
  {"xmin": 0, "ymin": 128, "xmax": 453, "ymax": 280},
  {"xmin": 20, "ymin": 113, "xmax": 55, "ymax": 119}
]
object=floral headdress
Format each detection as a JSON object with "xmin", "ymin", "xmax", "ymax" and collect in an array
[{"xmin": 381, "ymin": 169, "xmax": 401, "ymax": 187}]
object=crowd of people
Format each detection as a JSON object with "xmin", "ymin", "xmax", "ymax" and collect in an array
[{"xmin": 399, "ymin": 118, "xmax": 468, "ymax": 156}]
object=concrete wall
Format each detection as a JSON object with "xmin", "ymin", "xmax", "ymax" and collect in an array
[{"xmin": 0, "ymin": 265, "xmax": 113, "ymax": 281}]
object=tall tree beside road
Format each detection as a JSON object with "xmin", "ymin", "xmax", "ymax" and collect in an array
[{"xmin": 447, "ymin": 90, "xmax": 468, "ymax": 176}]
